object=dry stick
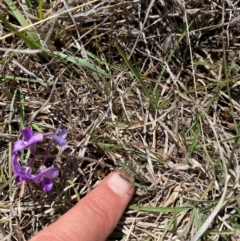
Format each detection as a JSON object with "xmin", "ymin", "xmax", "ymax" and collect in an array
[
  {"xmin": 0, "ymin": 48, "xmax": 42, "ymax": 53},
  {"xmin": 12, "ymin": 59, "xmax": 40, "ymax": 79},
  {"xmin": 128, "ymin": 0, "xmax": 155, "ymax": 59}
]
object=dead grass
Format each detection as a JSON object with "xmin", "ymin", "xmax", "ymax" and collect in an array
[{"xmin": 0, "ymin": 0, "xmax": 240, "ymax": 240}]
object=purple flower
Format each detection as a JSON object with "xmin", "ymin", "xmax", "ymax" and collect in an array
[
  {"xmin": 31, "ymin": 167, "xmax": 59, "ymax": 192},
  {"xmin": 52, "ymin": 127, "xmax": 68, "ymax": 147},
  {"xmin": 12, "ymin": 152, "xmax": 58, "ymax": 192},
  {"xmin": 11, "ymin": 127, "xmax": 60, "ymax": 192},
  {"xmin": 13, "ymin": 127, "xmax": 43, "ymax": 154}
]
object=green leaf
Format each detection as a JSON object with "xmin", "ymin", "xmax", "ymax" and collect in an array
[{"xmin": 53, "ymin": 51, "xmax": 109, "ymax": 77}]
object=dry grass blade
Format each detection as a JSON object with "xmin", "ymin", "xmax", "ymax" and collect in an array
[
  {"xmin": 1, "ymin": 0, "xmax": 240, "ymax": 240},
  {"xmin": 191, "ymin": 167, "xmax": 229, "ymax": 241}
]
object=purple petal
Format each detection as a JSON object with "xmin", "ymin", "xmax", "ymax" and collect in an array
[
  {"xmin": 42, "ymin": 178, "xmax": 53, "ymax": 192},
  {"xmin": 27, "ymin": 133, "xmax": 44, "ymax": 145},
  {"xmin": 22, "ymin": 127, "xmax": 34, "ymax": 141},
  {"xmin": 52, "ymin": 128, "xmax": 68, "ymax": 147},
  {"xmin": 31, "ymin": 167, "xmax": 58, "ymax": 192},
  {"xmin": 16, "ymin": 176, "xmax": 24, "ymax": 182},
  {"xmin": 12, "ymin": 153, "xmax": 18, "ymax": 166},
  {"xmin": 13, "ymin": 140, "xmax": 28, "ymax": 153},
  {"xmin": 13, "ymin": 133, "xmax": 43, "ymax": 154},
  {"xmin": 58, "ymin": 128, "xmax": 68, "ymax": 139},
  {"xmin": 12, "ymin": 153, "xmax": 32, "ymax": 180},
  {"xmin": 27, "ymin": 133, "xmax": 44, "ymax": 154},
  {"xmin": 52, "ymin": 135, "xmax": 67, "ymax": 147},
  {"xmin": 41, "ymin": 167, "xmax": 59, "ymax": 179},
  {"xmin": 31, "ymin": 167, "xmax": 59, "ymax": 183},
  {"xmin": 29, "ymin": 145, "xmax": 36, "ymax": 155}
]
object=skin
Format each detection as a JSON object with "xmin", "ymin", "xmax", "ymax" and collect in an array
[{"xmin": 30, "ymin": 172, "xmax": 135, "ymax": 241}]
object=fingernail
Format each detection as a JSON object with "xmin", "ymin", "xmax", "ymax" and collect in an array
[{"xmin": 108, "ymin": 172, "xmax": 132, "ymax": 196}]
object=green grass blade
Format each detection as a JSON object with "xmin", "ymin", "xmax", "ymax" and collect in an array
[
  {"xmin": 178, "ymin": 210, "xmax": 195, "ymax": 238},
  {"xmin": 66, "ymin": 180, "xmax": 80, "ymax": 201},
  {"xmin": 32, "ymin": 123, "xmax": 43, "ymax": 132},
  {"xmin": 193, "ymin": 208, "xmax": 202, "ymax": 231},
  {"xmin": 129, "ymin": 205, "xmax": 192, "ymax": 213},
  {"xmin": 193, "ymin": 61, "xmax": 217, "ymax": 71},
  {"xmin": 116, "ymin": 44, "xmax": 156, "ymax": 109},
  {"xmin": 24, "ymin": 0, "xmax": 33, "ymax": 15},
  {"xmin": 3, "ymin": 0, "xmax": 39, "ymax": 41},
  {"xmin": 0, "ymin": 16, "xmax": 41, "ymax": 49},
  {"xmin": 0, "ymin": 74, "xmax": 47, "ymax": 86},
  {"xmin": 39, "ymin": 0, "xmax": 43, "ymax": 20},
  {"xmin": 159, "ymin": 217, "xmax": 174, "ymax": 241},
  {"xmin": 53, "ymin": 51, "xmax": 109, "ymax": 77}
]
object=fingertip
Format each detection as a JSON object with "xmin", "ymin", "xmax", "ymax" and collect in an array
[
  {"xmin": 107, "ymin": 172, "xmax": 134, "ymax": 196},
  {"xmin": 30, "ymin": 171, "xmax": 134, "ymax": 241}
]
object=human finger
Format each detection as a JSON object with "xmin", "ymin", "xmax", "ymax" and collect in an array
[{"xmin": 30, "ymin": 171, "xmax": 134, "ymax": 241}]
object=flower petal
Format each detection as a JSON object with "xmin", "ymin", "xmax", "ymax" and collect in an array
[
  {"xmin": 31, "ymin": 167, "xmax": 59, "ymax": 183},
  {"xmin": 12, "ymin": 153, "xmax": 32, "ymax": 180},
  {"xmin": 52, "ymin": 135, "xmax": 67, "ymax": 147},
  {"xmin": 27, "ymin": 133, "xmax": 44, "ymax": 146},
  {"xmin": 52, "ymin": 127, "xmax": 68, "ymax": 147},
  {"xmin": 13, "ymin": 133, "xmax": 43, "ymax": 154},
  {"xmin": 22, "ymin": 127, "xmax": 34, "ymax": 141},
  {"xmin": 16, "ymin": 176, "xmax": 24, "ymax": 183},
  {"xmin": 42, "ymin": 178, "xmax": 53, "ymax": 192},
  {"xmin": 12, "ymin": 140, "xmax": 28, "ymax": 153},
  {"xmin": 58, "ymin": 128, "xmax": 68, "ymax": 139},
  {"xmin": 27, "ymin": 133, "xmax": 44, "ymax": 154}
]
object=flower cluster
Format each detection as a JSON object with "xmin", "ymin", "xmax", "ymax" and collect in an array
[{"xmin": 12, "ymin": 127, "xmax": 68, "ymax": 192}]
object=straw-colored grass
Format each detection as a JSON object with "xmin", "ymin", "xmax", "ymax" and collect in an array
[{"xmin": 0, "ymin": 0, "xmax": 240, "ymax": 240}]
